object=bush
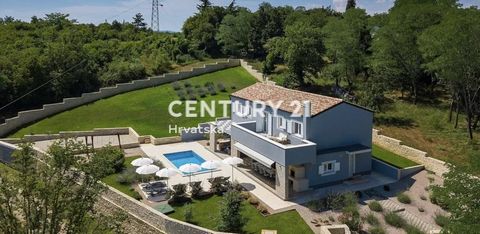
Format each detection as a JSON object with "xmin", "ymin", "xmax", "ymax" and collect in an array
[
  {"xmin": 365, "ymin": 212, "xmax": 380, "ymax": 225},
  {"xmin": 217, "ymin": 83, "xmax": 226, "ymax": 92},
  {"xmin": 404, "ymin": 224, "xmax": 425, "ymax": 234},
  {"xmin": 434, "ymin": 213, "xmax": 449, "ymax": 227},
  {"xmin": 116, "ymin": 168, "xmax": 139, "ymax": 185},
  {"xmin": 339, "ymin": 208, "xmax": 362, "ymax": 232},
  {"xmin": 184, "ymin": 81, "xmax": 191, "ymax": 87},
  {"xmin": 217, "ymin": 190, "xmax": 244, "ymax": 232},
  {"xmin": 306, "ymin": 199, "xmax": 326, "ymax": 212},
  {"xmin": 230, "ymin": 85, "xmax": 236, "ymax": 90},
  {"xmin": 247, "ymin": 197, "xmax": 259, "ymax": 205},
  {"xmin": 369, "ymin": 226, "xmax": 386, "ymax": 234},
  {"xmin": 397, "ymin": 193, "xmax": 411, "ymax": 204},
  {"xmin": 189, "ymin": 181, "xmax": 202, "ymax": 198},
  {"xmin": 257, "ymin": 204, "xmax": 268, "ymax": 214},
  {"xmin": 184, "ymin": 203, "xmax": 193, "ymax": 223},
  {"xmin": 177, "ymin": 91, "xmax": 186, "ymax": 101},
  {"xmin": 368, "ymin": 201, "xmax": 383, "ymax": 212},
  {"xmin": 168, "ymin": 183, "xmax": 188, "ymax": 203},
  {"xmin": 188, "ymin": 93, "xmax": 197, "ymax": 100},
  {"xmin": 172, "ymin": 81, "xmax": 182, "ymax": 90},
  {"xmin": 384, "ymin": 212, "xmax": 406, "ymax": 228},
  {"xmin": 208, "ymin": 86, "xmax": 217, "ymax": 95},
  {"xmin": 93, "ymin": 146, "xmax": 125, "ymax": 176},
  {"xmin": 132, "ymin": 191, "xmax": 143, "ymax": 200},
  {"xmin": 204, "ymin": 81, "xmax": 214, "ymax": 88},
  {"xmin": 208, "ymin": 176, "xmax": 230, "ymax": 195},
  {"xmin": 326, "ymin": 192, "xmax": 344, "ymax": 210},
  {"xmin": 197, "ymin": 87, "xmax": 207, "ymax": 97}
]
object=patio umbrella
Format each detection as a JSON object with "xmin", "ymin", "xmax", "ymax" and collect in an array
[
  {"xmin": 222, "ymin": 157, "xmax": 243, "ymax": 182},
  {"xmin": 201, "ymin": 160, "xmax": 222, "ymax": 178},
  {"xmin": 131, "ymin": 157, "xmax": 153, "ymax": 167},
  {"xmin": 179, "ymin": 163, "xmax": 201, "ymax": 184},
  {"xmin": 155, "ymin": 168, "xmax": 180, "ymax": 188},
  {"xmin": 136, "ymin": 164, "xmax": 160, "ymax": 183}
]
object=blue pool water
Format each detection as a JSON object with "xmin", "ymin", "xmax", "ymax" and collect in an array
[{"xmin": 164, "ymin": 150, "xmax": 207, "ymax": 173}]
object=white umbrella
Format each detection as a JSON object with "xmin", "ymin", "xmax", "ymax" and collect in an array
[
  {"xmin": 156, "ymin": 168, "xmax": 180, "ymax": 188},
  {"xmin": 135, "ymin": 164, "xmax": 159, "ymax": 175},
  {"xmin": 201, "ymin": 160, "xmax": 222, "ymax": 178},
  {"xmin": 131, "ymin": 157, "xmax": 153, "ymax": 167},
  {"xmin": 179, "ymin": 163, "xmax": 201, "ymax": 184},
  {"xmin": 222, "ymin": 157, "xmax": 243, "ymax": 182}
]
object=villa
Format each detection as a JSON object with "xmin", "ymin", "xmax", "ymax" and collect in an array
[{"xmin": 211, "ymin": 83, "xmax": 374, "ymax": 200}]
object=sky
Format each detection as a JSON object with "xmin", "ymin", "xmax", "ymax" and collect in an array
[{"xmin": 0, "ymin": 0, "xmax": 478, "ymax": 32}]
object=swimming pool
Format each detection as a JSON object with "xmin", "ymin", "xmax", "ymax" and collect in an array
[{"xmin": 163, "ymin": 150, "xmax": 208, "ymax": 173}]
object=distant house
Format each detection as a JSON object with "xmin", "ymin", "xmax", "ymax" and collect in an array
[{"xmin": 227, "ymin": 83, "xmax": 373, "ymax": 200}]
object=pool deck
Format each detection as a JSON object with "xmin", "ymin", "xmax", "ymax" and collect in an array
[
  {"xmin": 140, "ymin": 142, "xmax": 299, "ymax": 211},
  {"xmin": 140, "ymin": 141, "xmax": 397, "ymax": 213}
]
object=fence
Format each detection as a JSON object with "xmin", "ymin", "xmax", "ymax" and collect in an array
[{"xmin": 0, "ymin": 60, "xmax": 241, "ymax": 137}]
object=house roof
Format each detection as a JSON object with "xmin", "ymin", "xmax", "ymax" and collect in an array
[
  {"xmin": 231, "ymin": 83, "xmax": 344, "ymax": 116},
  {"xmin": 317, "ymin": 144, "xmax": 371, "ymax": 155}
]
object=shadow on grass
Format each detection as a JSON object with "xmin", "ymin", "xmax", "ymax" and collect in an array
[{"xmin": 374, "ymin": 116, "xmax": 415, "ymax": 128}]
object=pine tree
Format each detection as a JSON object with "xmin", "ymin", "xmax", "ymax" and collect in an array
[{"xmin": 197, "ymin": 0, "xmax": 212, "ymax": 11}]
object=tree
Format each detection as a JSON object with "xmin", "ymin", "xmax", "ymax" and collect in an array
[
  {"xmin": 0, "ymin": 141, "xmax": 122, "ymax": 233},
  {"xmin": 370, "ymin": 0, "xmax": 450, "ymax": 104},
  {"xmin": 430, "ymin": 165, "xmax": 480, "ymax": 233},
  {"xmin": 419, "ymin": 8, "xmax": 480, "ymax": 139},
  {"xmin": 197, "ymin": 0, "xmax": 212, "ymax": 11},
  {"xmin": 346, "ymin": 0, "xmax": 356, "ymax": 10},
  {"xmin": 132, "ymin": 13, "xmax": 147, "ymax": 29},
  {"xmin": 100, "ymin": 60, "xmax": 147, "ymax": 86},
  {"xmin": 217, "ymin": 189, "xmax": 244, "ymax": 232},
  {"xmin": 92, "ymin": 145, "xmax": 125, "ymax": 174},
  {"xmin": 265, "ymin": 20, "xmax": 325, "ymax": 87},
  {"xmin": 323, "ymin": 8, "xmax": 370, "ymax": 89},
  {"xmin": 216, "ymin": 10, "xmax": 254, "ymax": 56}
]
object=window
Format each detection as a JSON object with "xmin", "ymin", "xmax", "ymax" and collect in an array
[
  {"xmin": 292, "ymin": 121, "xmax": 303, "ymax": 136},
  {"xmin": 277, "ymin": 117, "xmax": 286, "ymax": 129},
  {"xmin": 236, "ymin": 103, "xmax": 249, "ymax": 117},
  {"xmin": 319, "ymin": 161, "xmax": 339, "ymax": 175}
]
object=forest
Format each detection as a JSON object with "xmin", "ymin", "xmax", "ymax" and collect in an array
[{"xmin": 0, "ymin": 0, "xmax": 479, "ymax": 141}]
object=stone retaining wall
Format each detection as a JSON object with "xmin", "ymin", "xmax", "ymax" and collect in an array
[
  {"xmin": 0, "ymin": 60, "xmax": 241, "ymax": 137},
  {"xmin": 372, "ymin": 129, "xmax": 448, "ymax": 175},
  {"xmin": 240, "ymin": 59, "xmax": 264, "ymax": 82}
]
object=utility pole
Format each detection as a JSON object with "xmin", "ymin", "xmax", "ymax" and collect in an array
[{"xmin": 151, "ymin": 0, "xmax": 163, "ymax": 32}]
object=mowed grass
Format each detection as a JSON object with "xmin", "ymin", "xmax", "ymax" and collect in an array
[
  {"xmin": 168, "ymin": 195, "xmax": 313, "ymax": 234},
  {"xmin": 101, "ymin": 156, "xmax": 141, "ymax": 198},
  {"xmin": 372, "ymin": 145, "xmax": 418, "ymax": 169},
  {"xmin": 11, "ymin": 67, "xmax": 257, "ymax": 138}
]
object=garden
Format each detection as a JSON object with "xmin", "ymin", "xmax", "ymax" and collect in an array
[{"xmin": 10, "ymin": 67, "xmax": 257, "ymax": 138}]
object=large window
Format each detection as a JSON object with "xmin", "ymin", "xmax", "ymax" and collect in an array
[{"xmin": 292, "ymin": 121, "xmax": 303, "ymax": 136}]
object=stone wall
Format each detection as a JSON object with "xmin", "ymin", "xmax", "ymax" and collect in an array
[
  {"xmin": 239, "ymin": 59, "xmax": 264, "ymax": 82},
  {"xmin": 372, "ymin": 129, "xmax": 448, "ymax": 175},
  {"xmin": 0, "ymin": 60, "xmax": 241, "ymax": 137}
]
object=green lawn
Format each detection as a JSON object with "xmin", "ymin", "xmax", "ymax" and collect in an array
[
  {"xmin": 11, "ymin": 67, "xmax": 257, "ymax": 138},
  {"xmin": 168, "ymin": 195, "xmax": 313, "ymax": 234},
  {"xmin": 101, "ymin": 156, "xmax": 141, "ymax": 198},
  {"xmin": 0, "ymin": 162, "xmax": 16, "ymax": 174},
  {"xmin": 372, "ymin": 144, "xmax": 419, "ymax": 169}
]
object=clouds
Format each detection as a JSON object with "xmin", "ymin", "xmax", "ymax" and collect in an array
[{"xmin": 332, "ymin": 0, "xmax": 347, "ymax": 12}]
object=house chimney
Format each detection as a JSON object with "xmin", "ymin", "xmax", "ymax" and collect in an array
[{"xmin": 303, "ymin": 101, "xmax": 311, "ymax": 118}]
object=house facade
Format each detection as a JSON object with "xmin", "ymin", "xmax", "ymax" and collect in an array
[{"xmin": 228, "ymin": 83, "xmax": 373, "ymax": 200}]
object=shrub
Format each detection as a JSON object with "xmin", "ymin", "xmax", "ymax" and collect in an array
[
  {"xmin": 326, "ymin": 192, "xmax": 344, "ymax": 210},
  {"xmin": 184, "ymin": 203, "xmax": 193, "ymax": 223},
  {"xmin": 240, "ymin": 191, "xmax": 250, "ymax": 200},
  {"xmin": 328, "ymin": 216, "xmax": 335, "ymax": 222},
  {"xmin": 177, "ymin": 91, "xmax": 186, "ymax": 100},
  {"xmin": 384, "ymin": 212, "xmax": 406, "ymax": 228},
  {"xmin": 93, "ymin": 145, "xmax": 125, "ymax": 175},
  {"xmin": 368, "ymin": 201, "xmax": 383, "ymax": 212},
  {"xmin": 132, "ymin": 191, "xmax": 142, "ymax": 200},
  {"xmin": 204, "ymin": 81, "xmax": 214, "ymax": 88},
  {"xmin": 397, "ymin": 193, "xmax": 412, "ymax": 204},
  {"xmin": 230, "ymin": 85, "xmax": 236, "ymax": 90},
  {"xmin": 365, "ymin": 212, "xmax": 380, "ymax": 225},
  {"xmin": 306, "ymin": 199, "xmax": 326, "ymax": 212},
  {"xmin": 217, "ymin": 190, "xmax": 244, "ymax": 232},
  {"xmin": 208, "ymin": 86, "xmax": 217, "ymax": 95},
  {"xmin": 172, "ymin": 81, "xmax": 182, "ymax": 90},
  {"xmin": 404, "ymin": 224, "xmax": 425, "ymax": 234},
  {"xmin": 208, "ymin": 176, "xmax": 230, "ymax": 195},
  {"xmin": 188, "ymin": 93, "xmax": 197, "ymax": 100},
  {"xmin": 369, "ymin": 226, "xmax": 386, "ymax": 234},
  {"xmin": 189, "ymin": 181, "xmax": 202, "ymax": 198},
  {"xmin": 186, "ymin": 86, "xmax": 194, "ymax": 94},
  {"xmin": 257, "ymin": 204, "xmax": 268, "ymax": 214},
  {"xmin": 194, "ymin": 84, "xmax": 201, "ymax": 88},
  {"xmin": 428, "ymin": 177, "xmax": 435, "ymax": 183},
  {"xmin": 339, "ymin": 208, "xmax": 362, "ymax": 232},
  {"xmin": 168, "ymin": 183, "xmax": 188, "ymax": 203},
  {"xmin": 247, "ymin": 197, "xmax": 259, "ymax": 206},
  {"xmin": 434, "ymin": 213, "xmax": 449, "ymax": 227},
  {"xmin": 197, "ymin": 87, "xmax": 207, "ymax": 97},
  {"xmin": 217, "ymin": 83, "xmax": 226, "ymax": 92},
  {"xmin": 116, "ymin": 168, "xmax": 138, "ymax": 185},
  {"xmin": 184, "ymin": 81, "xmax": 191, "ymax": 87}
]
